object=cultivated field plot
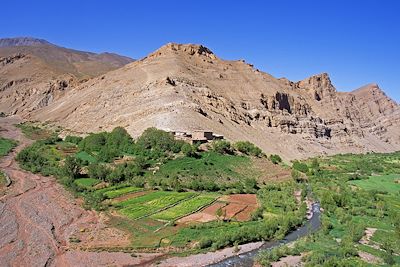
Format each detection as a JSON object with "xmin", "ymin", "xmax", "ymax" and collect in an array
[
  {"xmin": 150, "ymin": 194, "xmax": 218, "ymax": 221},
  {"xmin": 114, "ymin": 191, "xmax": 198, "ymax": 220},
  {"xmin": 349, "ymin": 174, "xmax": 400, "ymax": 194},
  {"xmin": 177, "ymin": 194, "xmax": 258, "ymax": 224}
]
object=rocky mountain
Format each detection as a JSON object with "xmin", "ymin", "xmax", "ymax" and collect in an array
[
  {"xmin": 0, "ymin": 37, "xmax": 133, "ymax": 114},
  {"xmin": 26, "ymin": 43, "xmax": 400, "ymax": 160}
]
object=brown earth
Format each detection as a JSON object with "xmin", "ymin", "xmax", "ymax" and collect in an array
[
  {"xmin": 0, "ymin": 37, "xmax": 133, "ymax": 117},
  {"xmin": 6, "ymin": 42, "xmax": 395, "ymax": 160},
  {"xmin": 178, "ymin": 194, "xmax": 258, "ymax": 224},
  {"xmin": 0, "ymin": 116, "xmax": 161, "ymax": 267}
]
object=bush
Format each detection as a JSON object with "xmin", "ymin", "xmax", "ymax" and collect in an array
[
  {"xmin": 212, "ymin": 140, "xmax": 233, "ymax": 154},
  {"xmin": 181, "ymin": 143, "xmax": 197, "ymax": 157},
  {"xmin": 270, "ymin": 154, "xmax": 282, "ymax": 164},
  {"xmin": 136, "ymin": 127, "xmax": 181, "ymax": 153},
  {"xmin": 292, "ymin": 161, "xmax": 309, "ymax": 173},
  {"xmin": 234, "ymin": 141, "xmax": 262, "ymax": 157},
  {"xmin": 63, "ymin": 156, "xmax": 82, "ymax": 179},
  {"xmin": 64, "ymin": 135, "xmax": 83, "ymax": 145}
]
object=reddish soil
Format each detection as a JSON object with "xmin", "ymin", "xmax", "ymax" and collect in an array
[
  {"xmin": 178, "ymin": 194, "xmax": 258, "ymax": 224},
  {"xmin": 203, "ymin": 201, "xmax": 227, "ymax": 215},
  {"xmin": 0, "ymin": 116, "xmax": 162, "ymax": 267}
]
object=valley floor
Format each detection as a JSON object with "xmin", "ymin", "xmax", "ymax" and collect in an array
[{"xmin": 0, "ymin": 117, "xmax": 161, "ymax": 266}]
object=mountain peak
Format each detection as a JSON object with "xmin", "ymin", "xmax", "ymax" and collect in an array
[
  {"xmin": 149, "ymin": 43, "xmax": 217, "ymax": 60},
  {"xmin": 0, "ymin": 37, "xmax": 53, "ymax": 48},
  {"xmin": 296, "ymin": 73, "xmax": 336, "ymax": 101}
]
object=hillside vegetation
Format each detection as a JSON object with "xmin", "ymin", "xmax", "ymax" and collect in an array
[
  {"xmin": 16, "ymin": 123, "xmax": 306, "ymax": 252},
  {"xmin": 257, "ymin": 152, "xmax": 400, "ymax": 266}
]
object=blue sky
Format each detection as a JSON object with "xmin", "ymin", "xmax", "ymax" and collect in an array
[{"xmin": 1, "ymin": 0, "xmax": 399, "ymax": 102}]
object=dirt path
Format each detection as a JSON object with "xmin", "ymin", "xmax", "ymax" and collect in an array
[{"xmin": 0, "ymin": 116, "xmax": 160, "ymax": 267}]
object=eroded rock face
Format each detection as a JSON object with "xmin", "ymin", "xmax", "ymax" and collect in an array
[
  {"xmin": 296, "ymin": 73, "xmax": 336, "ymax": 101},
  {"xmin": 13, "ymin": 42, "xmax": 400, "ymax": 159}
]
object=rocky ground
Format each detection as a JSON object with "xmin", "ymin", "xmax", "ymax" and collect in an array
[{"xmin": 0, "ymin": 116, "xmax": 161, "ymax": 267}]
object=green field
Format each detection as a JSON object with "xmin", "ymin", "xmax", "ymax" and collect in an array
[
  {"xmin": 151, "ymin": 152, "xmax": 261, "ymax": 189},
  {"xmin": 75, "ymin": 178, "xmax": 100, "ymax": 188},
  {"xmin": 349, "ymin": 174, "xmax": 400, "ymax": 194},
  {"xmin": 103, "ymin": 186, "xmax": 143, "ymax": 199},
  {"xmin": 115, "ymin": 191, "xmax": 195, "ymax": 219},
  {"xmin": 75, "ymin": 151, "xmax": 97, "ymax": 163},
  {"xmin": 151, "ymin": 194, "xmax": 218, "ymax": 221},
  {"xmin": 0, "ymin": 137, "xmax": 17, "ymax": 157},
  {"xmin": 256, "ymin": 152, "xmax": 400, "ymax": 266}
]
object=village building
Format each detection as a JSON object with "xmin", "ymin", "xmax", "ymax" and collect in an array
[{"xmin": 170, "ymin": 130, "xmax": 224, "ymax": 144}]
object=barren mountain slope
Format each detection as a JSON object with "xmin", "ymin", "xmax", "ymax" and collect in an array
[
  {"xmin": 0, "ymin": 37, "xmax": 133, "ymax": 115},
  {"xmin": 31, "ymin": 43, "xmax": 400, "ymax": 159}
]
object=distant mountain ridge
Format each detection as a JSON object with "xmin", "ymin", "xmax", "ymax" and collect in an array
[
  {"xmin": 0, "ymin": 37, "xmax": 53, "ymax": 47},
  {"xmin": 0, "ymin": 36, "xmax": 134, "ymax": 114}
]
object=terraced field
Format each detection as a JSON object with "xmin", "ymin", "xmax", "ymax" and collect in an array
[
  {"xmin": 115, "ymin": 191, "xmax": 197, "ymax": 220},
  {"xmin": 151, "ymin": 194, "xmax": 218, "ymax": 221}
]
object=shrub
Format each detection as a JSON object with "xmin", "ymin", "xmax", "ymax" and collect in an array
[
  {"xmin": 292, "ymin": 161, "xmax": 309, "ymax": 173},
  {"xmin": 234, "ymin": 141, "xmax": 262, "ymax": 157},
  {"xmin": 181, "ymin": 143, "xmax": 197, "ymax": 157},
  {"xmin": 212, "ymin": 140, "xmax": 233, "ymax": 154},
  {"xmin": 270, "ymin": 154, "xmax": 282, "ymax": 164},
  {"xmin": 64, "ymin": 135, "xmax": 83, "ymax": 145}
]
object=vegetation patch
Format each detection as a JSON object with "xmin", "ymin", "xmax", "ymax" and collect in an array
[
  {"xmin": 349, "ymin": 174, "xmax": 400, "ymax": 194},
  {"xmin": 74, "ymin": 178, "xmax": 100, "ymax": 189},
  {"xmin": 103, "ymin": 186, "xmax": 143, "ymax": 199},
  {"xmin": 115, "ymin": 191, "xmax": 195, "ymax": 220},
  {"xmin": 16, "ymin": 122, "xmax": 53, "ymax": 140},
  {"xmin": 0, "ymin": 137, "xmax": 18, "ymax": 157},
  {"xmin": 151, "ymin": 194, "xmax": 218, "ymax": 221}
]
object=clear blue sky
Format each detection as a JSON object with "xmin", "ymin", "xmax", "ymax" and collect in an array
[{"xmin": 1, "ymin": 0, "xmax": 399, "ymax": 102}]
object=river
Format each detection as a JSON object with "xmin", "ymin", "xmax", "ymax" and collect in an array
[{"xmin": 208, "ymin": 202, "xmax": 321, "ymax": 267}]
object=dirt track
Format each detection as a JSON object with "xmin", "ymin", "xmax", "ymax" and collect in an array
[{"xmin": 0, "ymin": 116, "xmax": 160, "ymax": 267}]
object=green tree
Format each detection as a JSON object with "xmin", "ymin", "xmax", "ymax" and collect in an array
[{"xmin": 63, "ymin": 156, "xmax": 81, "ymax": 179}]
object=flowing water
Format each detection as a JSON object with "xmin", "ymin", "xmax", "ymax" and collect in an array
[{"xmin": 208, "ymin": 202, "xmax": 321, "ymax": 267}]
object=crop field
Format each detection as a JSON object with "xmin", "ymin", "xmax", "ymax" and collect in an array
[
  {"xmin": 150, "ymin": 194, "xmax": 218, "ymax": 221},
  {"xmin": 151, "ymin": 152, "xmax": 261, "ymax": 186},
  {"xmin": 103, "ymin": 186, "xmax": 143, "ymax": 199},
  {"xmin": 115, "ymin": 191, "xmax": 196, "ymax": 219},
  {"xmin": 349, "ymin": 174, "xmax": 400, "ymax": 194},
  {"xmin": 75, "ymin": 178, "xmax": 100, "ymax": 189}
]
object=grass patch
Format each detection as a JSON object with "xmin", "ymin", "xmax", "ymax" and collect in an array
[
  {"xmin": 0, "ymin": 137, "xmax": 17, "ymax": 157},
  {"xmin": 0, "ymin": 171, "xmax": 8, "ymax": 187},
  {"xmin": 74, "ymin": 178, "xmax": 100, "ymax": 189},
  {"xmin": 349, "ymin": 174, "xmax": 400, "ymax": 194},
  {"xmin": 75, "ymin": 151, "xmax": 97, "ymax": 163},
  {"xmin": 16, "ymin": 122, "xmax": 51, "ymax": 140}
]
